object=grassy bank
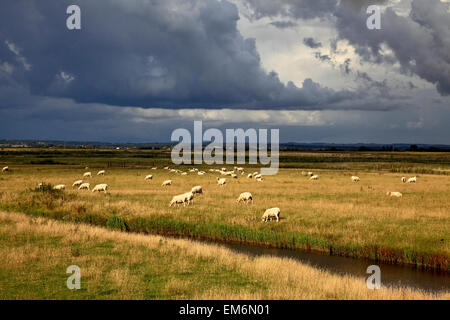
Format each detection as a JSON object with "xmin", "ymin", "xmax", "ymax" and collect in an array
[
  {"xmin": 0, "ymin": 150, "xmax": 449, "ymax": 271},
  {"xmin": 1, "ymin": 211, "xmax": 447, "ymax": 300}
]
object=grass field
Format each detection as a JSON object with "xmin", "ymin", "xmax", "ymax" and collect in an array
[
  {"xmin": 0, "ymin": 149, "xmax": 449, "ymax": 272},
  {"xmin": 1, "ymin": 211, "xmax": 447, "ymax": 300}
]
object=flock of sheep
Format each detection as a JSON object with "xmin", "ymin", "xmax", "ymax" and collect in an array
[
  {"xmin": 301, "ymin": 170, "xmax": 417, "ymax": 198},
  {"xmin": 159, "ymin": 166, "xmax": 279, "ymax": 222},
  {"xmin": 2, "ymin": 164, "xmax": 419, "ymax": 222}
]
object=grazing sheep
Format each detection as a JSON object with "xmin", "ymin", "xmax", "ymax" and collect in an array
[
  {"xmin": 236, "ymin": 192, "xmax": 253, "ymax": 204},
  {"xmin": 181, "ymin": 172, "xmax": 188, "ymax": 176},
  {"xmin": 152, "ymin": 167, "xmax": 157, "ymax": 170},
  {"xmin": 78, "ymin": 183, "xmax": 90, "ymax": 190},
  {"xmin": 53, "ymin": 184, "xmax": 66, "ymax": 191},
  {"xmin": 72, "ymin": 180, "xmax": 83, "ymax": 188},
  {"xmin": 386, "ymin": 191, "xmax": 402, "ymax": 198},
  {"xmin": 254, "ymin": 174, "xmax": 262, "ymax": 180},
  {"xmin": 92, "ymin": 184, "xmax": 108, "ymax": 193},
  {"xmin": 97, "ymin": 170, "xmax": 106, "ymax": 176},
  {"xmin": 169, "ymin": 191, "xmax": 194, "ymax": 207},
  {"xmin": 407, "ymin": 177, "xmax": 417, "ymax": 183},
  {"xmin": 198, "ymin": 171, "xmax": 205, "ymax": 175},
  {"xmin": 253, "ymin": 171, "xmax": 259, "ymax": 176},
  {"xmin": 83, "ymin": 172, "xmax": 92, "ymax": 178},
  {"xmin": 163, "ymin": 166, "xmax": 169, "ymax": 170},
  {"xmin": 191, "ymin": 185, "xmax": 203, "ymax": 195},
  {"xmin": 351, "ymin": 176, "xmax": 360, "ymax": 182},
  {"xmin": 401, "ymin": 177, "xmax": 407, "ymax": 183},
  {"xmin": 231, "ymin": 173, "xmax": 238, "ymax": 179},
  {"xmin": 256, "ymin": 177, "xmax": 264, "ymax": 182},
  {"xmin": 145, "ymin": 174, "xmax": 153, "ymax": 180},
  {"xmin": 247, "ymin": 173, "xmax": 253, "ymax": 179},
  {"xmin": 2, "ymin": 166, "xmax": 9, "ymax": 172},
  {"xmin": 307, "ymin": 172, "xmax": 314, "ymax": 177},
  {"xmin": 262, "ymin": 207, "xmax": 280, "ymax": 222},
  {"xmin": 217, "ymin": 177, "xmax": 227, "ymax": 186},
  {"xmin": 162, "ymin": 180, "xmax": 172, "ymax": 186},
  {"xmin": 309, "ymin": 175, "xmax": 319, "ymax": 180}
]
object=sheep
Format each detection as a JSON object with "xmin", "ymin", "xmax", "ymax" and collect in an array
[
  {"xmin": 162, "ymin": 180, "xmax": 172, "ymax": 186},
  {"xmin": 37, "ymin": 183, "xmax": 43, "ymax": 190},
  {"xmin": 198, "ymin": 171, "xmax": 205, "ymax": 175},
  {"xmin": 236, "ymin": 192, "xmax": 253, "ymax": 204},
  {"xmin": 72, "ymin": 180, "xmax": 83, "ymax": 188},
  {"xmin": 254, "ymin": 174, "xmax": 262, "ymax": 180},
  {"xmin": 407, "ymin": 177, "xmax": 417, "ymax": 183},
  {"xmin": 247, "ymin": 173, "xmax": 253, "ymax": 179},
  {"xmin": 351, "ymin": 176, "xmax": 360, "ymax": 182},
  {"xmin": 301, "ymin": 171, "xmax": 307, "ymax": 176},
  {"xmin": 78, "ymin": 183, "xmax": 90, "ymax": 190},
  {"xmin": 53, "ymin": 184, "xmax": 66, "ymax": 191},
  {"xmin": 97, "ymin": 170, "xmax": 106, "ymax": 176},
  {"xmin": 191, "ymin": 185, "xmax": 203, "ymax": 195},
  {"xmin": 2, "ymin": 166, "xmax": 9, "ymax": 172},
  {"xmin": 262, "ymin": 208, "xmax": 280, "ymax": 222},
  {"xmin": 92, "ymin": 184, "xmax": 108, "ymax": 193},
  {"xmin": 163, "ymin": 166, "xmax": 169, "ymax": 170},
  {"xmin": 386, "ymin": 191, "xmax": 402, "ymax": 198},
  {"xmin": 256, "ymin": 177, "xmax": 264, "ymax": 182},
  {"xmin": 169, "ymin": 191, "xmax": 194, "ymax": 207},
  {"xmin": 83, "ymin": 172, "xmax": 92, "ymax": 178},
  {"xmin": 309, "ymin": 175, "xmax": 319, "ymax": 180},
  {"xmin": 231, "ymin": 173, "xmax": 238, "ymax": 179},
  {"xmin": 217, "ymin": 177, "xmax": 227, "ymax": 186},
  {"xmin": 307, "ymin": 172, "xmax": 314, "ymax": 177},
  {"xmin": 253, "ymin": 171, "xmax": 259, "ymax": 176},
  {"xmin": 401, "ymin": 177, "xmax": 407, "ymax": 183},
  {"xmin": 181, "ymin": 172, "xmax": 188, "ymax": 176},
  {"xmin": 145, "ymin": 174, "xmax": 153, "ymax": 180}
]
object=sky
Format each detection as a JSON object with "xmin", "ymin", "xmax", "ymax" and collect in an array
[{"xmin": 0, "ymin": 0, "xmax": 449, "ymax": 144}]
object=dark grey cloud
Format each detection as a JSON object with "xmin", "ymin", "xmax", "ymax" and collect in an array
[
  {"xmin": 303, "ymin": 37, "xmax": 322, "ymax": 49},
  {"xmin": 242, "ymin": 0, "xmax": 450, "ymax": 96},
  {"xmin": 0, "ymin": 0, "xmax": 360, "ymax": 111},
  {"xmin": 270, "ymin": 21, "xmax": 298, "ymax": 29}
]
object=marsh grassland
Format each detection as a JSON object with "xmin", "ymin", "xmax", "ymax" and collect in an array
[
  {"xmin": 0, "ymin": 149, "xmax": 449, "ymax": 299},
  {"xmin": 0, "ymin": 211, "xmax": 447, "ymax": 300}
]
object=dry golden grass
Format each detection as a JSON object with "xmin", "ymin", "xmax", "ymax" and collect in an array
[
  {"xmin": 0, "ymin": 164, "xmax": 448, "ymax": 263},
  {"xmin": 0, "ymin": 211, "xmax": 448, "ymax": 300}
]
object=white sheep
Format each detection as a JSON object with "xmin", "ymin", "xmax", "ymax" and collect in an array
[
  {"xmin": 247, "ymin": 173, "xmax": 253, "ymax": 179},
  {"xmin": 163, "ymin": 166, "xmax": 169, "ymax": 170},
  {"xmin": 145, "ymin": 174, "xmax": 153, "ymax": 180},
  {"xmin": 351, "ymin": 176, "xmax": 360, "ymax": 182},
  {"xmin": 97, "ymin": 170, "xmax": 106, "ymax": 176},
  {"xmin": 254, "ymin": 174, "xmax": 262, "ymax": 180},
  {"xmin": 2, "ymin": 166, "xmax": 9, "ymax": 172},
  {"xmin": 198, "ymin": 171, "xmax": 205, "ymax": 175},
  {"xmin": 162, "ymin": 180, "xmax": 172, "ymax": 186},
  {"xmin": 72, "ymin": 180, "xmax": 83, "ymax": 188},
  {"xmin": 401, "ymin": 177, "xmax": 407, "ymax": 183},
  {"xmin": 301, "ymin": 171, "xmax": 307, "ymax": 176},
  {"xmin": 169, "ymin": 191, "xmax": 194, "ymax": 207},
  {"xmin": 191, "ymin": 185, "xmax": 203, "ymax": 195},
  {"xmin": 256, "ymin": 177, "xmax": 264, "ymax": 182},
  {"xmin": 152, "ymin": 167, "xmax": 157, "ymax": 170},
  {"xmin": 53, "ymin": 184, "xmax": 66, "ymax": 191},
  {"xmin": 37, "ymin": 183, "xmax": 43, "ymax": 189},
  {"xmin": 92, "ymin": 184, "xmax": 108, "ymax": 193},
  {"xmin": 78, "ymin": 183, "xmax": 90, "ymax": 190},
  {"xmin": 386, "ymin": 191, "xmax": 402, "ymax": 198},
  {"xmin": 231, "ymin": 173, "xmax": 238, "ymax": 179},
  {"xmin": 407, "ymin": 177, "xmax": 417, "ymax": 183},
  {"xmin": 309, "ymin": 175, "xmax": 319, "ymax": 180},
  {"xmin": 236, "ymin": 192, "xmax": 253, "ymax": 204},
  {"xmin": 253, "ymin": 171, "xmax": 259, "ymax": 176},
  {"xmin": 181, "ymin": 172, "xmax": 188, "ymax": 176},
  {"xmin": 307, "ymin": 172, "xmax": 314, "ymax": 177},
  {"xmin": 262, "ymin": 208, "xmax": 280, "ymax": 222},
  {"xmin": 83, "ymin": 172, "xmax": 92, "ymax": 178},
  {"xmin": 217, "ymin": 177, "xmax": 227, "ymax": 186}
]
